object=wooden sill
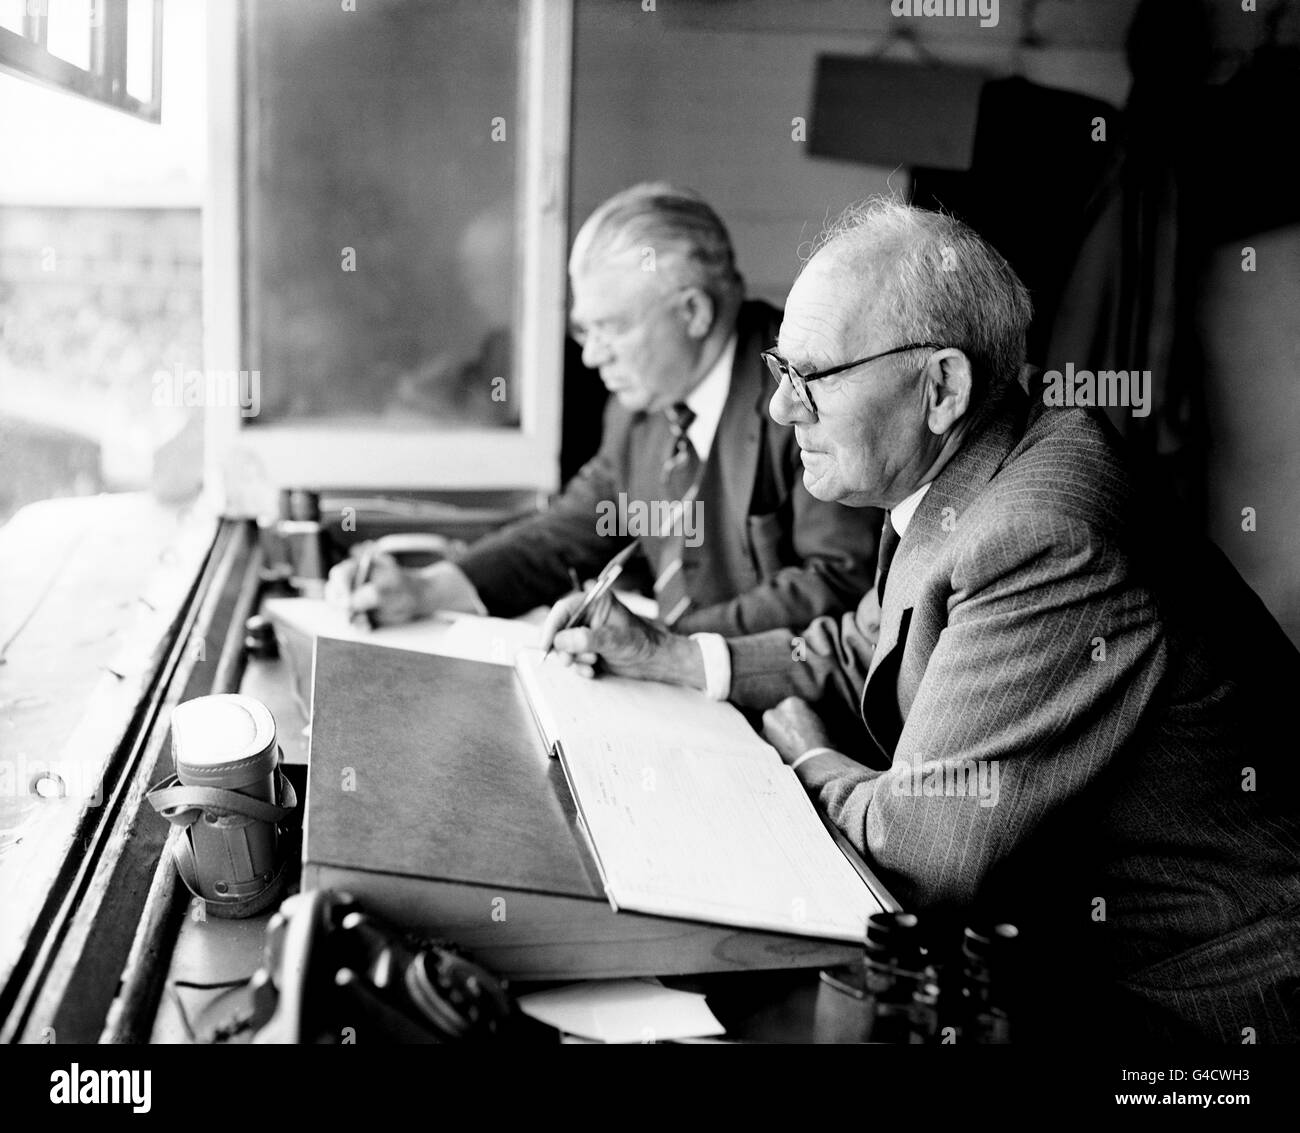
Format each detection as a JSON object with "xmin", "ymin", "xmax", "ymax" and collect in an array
[{"xmin": 0, "ymin": 493, "xmax": 232, "ymax": 1042}]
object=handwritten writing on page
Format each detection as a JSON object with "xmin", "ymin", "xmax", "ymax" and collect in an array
[
  {"xmin": 560, "ymin": 733, "xmax": 881, "ymax": 942},
  {"xmin": 515, "ymin": 648, "xmax": 882, "ymax": 940}
]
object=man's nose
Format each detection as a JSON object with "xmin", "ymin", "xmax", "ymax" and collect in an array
[
  {"xmin": 581, "ymin": 335, "xmax": 612, "ymax": 370},
  {"xmin": 769, "ymin": 375, "xmax": 814, "ymax": 427}
]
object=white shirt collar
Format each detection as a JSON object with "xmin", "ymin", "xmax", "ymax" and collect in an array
[
  {"xmin": 679, "ymin": 333, "xmax": 736, "ymax": 463},
  {"xmin": 889, "ymin": 481, "xmax": 931, "ymax": 537}
]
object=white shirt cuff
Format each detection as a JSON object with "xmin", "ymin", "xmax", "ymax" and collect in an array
[
  {"xmin": 689, "ymin": 632, "xmax": 732, "ymax": 701},
  {"xmin": 790, "ymin": 746, "xmax": 840, "ymax": 772},
  {"xmin": 425, "ymin": 560, "xmax": 488, "ymax": 616}
]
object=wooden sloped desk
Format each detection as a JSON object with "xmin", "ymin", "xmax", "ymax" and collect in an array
[{"xmin": 150, "ymin": 599, "xmax": 870, "ymax": 1044}]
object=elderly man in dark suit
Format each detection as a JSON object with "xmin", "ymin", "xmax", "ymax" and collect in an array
[
  {"xmin": 330, "ymin": 183, "xmax": 880, "ymax": 637},
  {"xmin": 545, "ymin": 198, "xmax": 1300, "ymax": 1043}
]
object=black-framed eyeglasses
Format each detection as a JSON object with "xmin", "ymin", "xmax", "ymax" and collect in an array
[{"xmin": 761, "ymin": 342, "xmax": 945, "ymax": 416}]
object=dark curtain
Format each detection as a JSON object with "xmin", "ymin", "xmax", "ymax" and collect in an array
[
  {"xmin": 911, "ymin": 75, "xmax": 1119, "ymax": 365},
  {"xmin": 1045, "ymin": 0, "xmax": 1300, "ymax": 532},
  {"xmin": 1042, "ymin": 0, "xmax": 1213, "ymax": 530}
]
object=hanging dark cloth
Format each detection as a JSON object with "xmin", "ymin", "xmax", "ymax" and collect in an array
[
  {"xmin": 910, "ymin": 74, "xmax": 1121, "ymax": 364},
  {"xmin": 1041, "ymin": 0, "xmax": 1217, "ymax": 531}
]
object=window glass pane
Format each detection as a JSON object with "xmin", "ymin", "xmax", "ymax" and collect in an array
[
  {"xmin": 45, "ymin": 0, "xmax": 93, "ymax": 70},
  {"xmin": 0, "ymin": 1, "xmax": 204, "ymax": 883},
  {"xmin": 244, "ymin": 0, "xmax": 521, "ymax": 429},
  {"xmin": 126, "ymin": 0, "xmax": 154, "ymax": 102},
  {"xmin": 0, "ymin": 4, "xmax": 205, "ymax": 526},
  {"xmin": 0, "ymin": 0, "xmax": 24, "ymax": 35},
  {"xmin": 0, "ymin": 204, "xmax": 203, "ymax": 520}
]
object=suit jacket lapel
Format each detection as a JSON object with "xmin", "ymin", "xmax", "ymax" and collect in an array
[{"xmin": 859, "ymin": 381, "xmax": 1030, "ymax": 760}]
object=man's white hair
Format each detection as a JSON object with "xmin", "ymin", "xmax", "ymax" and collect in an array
[
  {"xmin": 570, "ymin": 182, "xmax": 744, "ymax": 307},
  {"xmin": 808, "ymin": 197, "xmax": 1032, "ymax": 395}
]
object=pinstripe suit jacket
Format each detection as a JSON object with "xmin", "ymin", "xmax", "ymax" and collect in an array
[{"xmin": 728, "ymin": 380, "xmax": 1300, "ymax": 1042}]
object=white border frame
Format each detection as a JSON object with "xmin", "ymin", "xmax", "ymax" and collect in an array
[{"xmin": 204, "ymin": 0, "xmax": 572, "ymax": 516}]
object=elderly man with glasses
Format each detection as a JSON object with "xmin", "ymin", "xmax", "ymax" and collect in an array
[
  {"xmin": 545, "ymin": 198, "xmax": 1300, "ymax": 1043},
  {"xmin": 330, "ymin": 182, "xmax": 880, "ymax": 637}
]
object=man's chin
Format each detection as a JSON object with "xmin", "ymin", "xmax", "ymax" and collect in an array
[
  {"xmin": 800, "ymin": 466, "xmax": 841, "ymax": 503},
  {"xmin": 610, "ymin": 388, "xmax": 652, "ymax": 411},
  {"xmin": 801, "ymin": 464, "xmax": 864, "ymax": 506}
]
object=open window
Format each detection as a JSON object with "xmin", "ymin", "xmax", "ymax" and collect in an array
[
  {"xmin": 0, "ymin": 0, "xmax": 225, "ymax": 1040},
  {"xmin": 0, "ymin": 0, "xmax": 164, "ymax": 122},
  {"xmin": 205, "ymin": 0, "xmax": 573, "ymax": 517}
]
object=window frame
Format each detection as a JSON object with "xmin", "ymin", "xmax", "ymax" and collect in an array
[
  {"xmin": 204, "ymin": 0, "xmax": 574, "ymax": 517},
  {"xmin": 0, "ymin": 0, "xmax": 576, "ymax": 1038},
  {"xmin": 0, "ymin": 0, "xmax": 164, "ymax": 123}
]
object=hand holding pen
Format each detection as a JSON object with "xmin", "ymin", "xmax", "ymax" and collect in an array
[
  {"xmin": 541, "ymin": 541, "xmax": 640, "ymax": 661},
  {"xmin": 540, "ymin": 542, "xmax": 703, "ymax": 685},
  {"xmin": 326, "ymin": 533, "xmax": 460, "ymax": 628}
]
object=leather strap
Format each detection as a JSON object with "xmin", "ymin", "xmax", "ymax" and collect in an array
[
  {"xmin": 171, "ymin": 831, "xmax": 271, "ymax": 900},
  {"xmin": 149, "ymin": 766, "xmax": 298, "ymax": 918},
  {"xmin": 149, "ymin": 776, "xmax": 297, "ymax": 827}
]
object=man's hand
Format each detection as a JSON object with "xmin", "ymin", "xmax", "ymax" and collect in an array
[
  {"xmin": 541, "ymin": 588, "xmax": 705, "ymax": 689},
  {"xmin": 761, "ymin": 696, "xmax": 833, "ymax": 765},
  {"xmin": 326, "ymin": 548, "xmax": 427, "ymax": 626},
  {"xmin": 327, "ymin": 535, "xmax": 482, "ymax": 625}
]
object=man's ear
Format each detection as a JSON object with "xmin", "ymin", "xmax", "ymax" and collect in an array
[
  {"xmin": 680, "ymin": 287, "xmax": 715, "ymax": 340},
  {"xmin": 924, "ymin": 349, "xmax": 972, "ymax": 435}
]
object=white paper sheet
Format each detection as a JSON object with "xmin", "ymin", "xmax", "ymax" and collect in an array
[
  {"xmin": 518, "ymin": 979, "xmax": 725, "ymax": 1043},
  {"xmin": 514, "ymin": 649, "xmax": 883, "ymax": 942},
  {"xmin": 560, "ymin": 733, "xmax": 881, "ymax": 942},
  {"xmin": 264, "ymin": 598, "xmax": 540, "ymax": 667},
  {"xmin": 515, "ymin": 647, "xmax": 770, "ymax": 760}
]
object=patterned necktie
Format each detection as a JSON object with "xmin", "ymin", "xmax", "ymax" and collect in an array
[
  {"xmin": 662, "ymin": 402, "xmax": 697, "ymax": 476},
  {"xmin": 654, "ymin": 403, "xmax": 700, "ymax": 626},
  {"xmin": 875, "ymin": 514, "xmax": 899, "ymax": 605}
]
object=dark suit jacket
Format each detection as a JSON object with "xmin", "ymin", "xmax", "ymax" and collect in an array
[
  {"xmin": 728, "ymin": 381, "xmax": 1300, "ymax": 1042},
  {"xmin": 456, "ymin": 301, "xmax": 882, "ymax": 635}
]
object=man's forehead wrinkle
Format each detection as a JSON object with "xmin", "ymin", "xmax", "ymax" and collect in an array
[
  {"xmin": 793, "ymin": 290, "xmax": 891, "ymax": 367},
  {"xmin": 781, "ymin": 302, "xmax": 848, "ymax": 366}
]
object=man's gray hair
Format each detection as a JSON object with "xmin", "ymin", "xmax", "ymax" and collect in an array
[
  {"xmin": 809, "ymin": 198, "xmax": 1032, "ymax": 394},
  {"xmin": 570, "ymin": 182, "xmax": 744, "ymax": 306}
]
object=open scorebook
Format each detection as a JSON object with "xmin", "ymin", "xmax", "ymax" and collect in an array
[{"xmin": 515, "ymin": 649, "xmax": 887, "ymax": 942}]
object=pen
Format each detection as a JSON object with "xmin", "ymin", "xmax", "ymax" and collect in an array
[
  {"xmin": 545, "ymin": 565, "xmax": 584, "ymax": 661},
  {"xmin": 350, "ymin": 544, "xmax": 379, "ymax": 631},
  {"xmin": 544, "ymin": 541, "xmax": 639, "ymax": 661}
]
